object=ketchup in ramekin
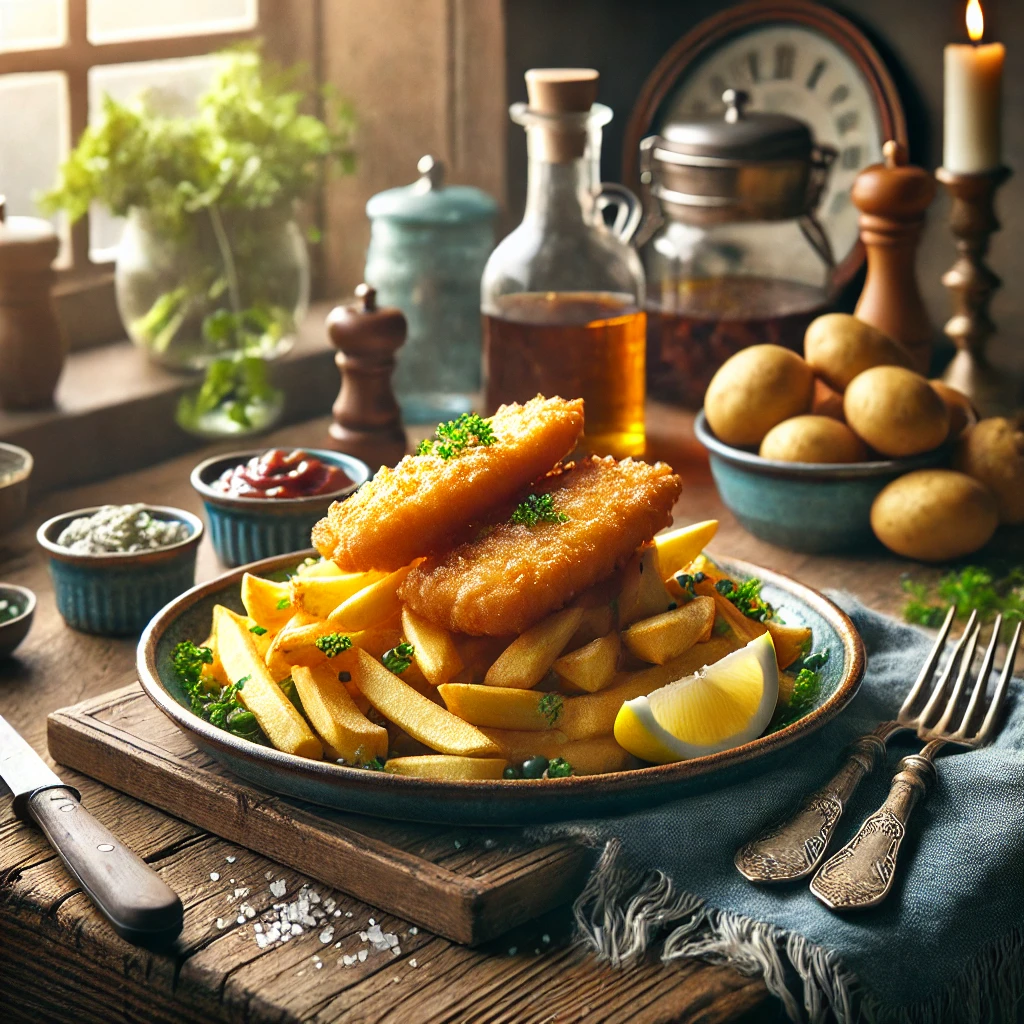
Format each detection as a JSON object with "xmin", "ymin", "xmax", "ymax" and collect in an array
[{"xmin": 213, "ymin": 449, "xmax": 353, "ymax": 499}]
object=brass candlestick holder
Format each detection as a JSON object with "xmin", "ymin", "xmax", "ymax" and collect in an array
[{"xmin": 936, "ymin": 165, "xmax": 1021, "ymax": 415}]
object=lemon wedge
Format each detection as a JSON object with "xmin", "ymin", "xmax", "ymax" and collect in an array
[{"xmin": 613, "ymin": 632, "xmax": 779, "ymax": 764}]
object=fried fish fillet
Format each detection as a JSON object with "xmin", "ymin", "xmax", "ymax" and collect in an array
[
  {"xmin": 399, "ymin": 456, "xmax": 683, "ymax": 636},
  {"xmin": 312, "ymin": 396, "xmax": 584, "ymax": 572}
]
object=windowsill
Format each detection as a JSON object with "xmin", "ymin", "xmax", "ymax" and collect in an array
[{"xmin": 0, "ymin": 302, "xmax": 339, "ymax": 495}]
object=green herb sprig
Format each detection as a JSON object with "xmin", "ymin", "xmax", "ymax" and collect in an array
[
  {"xmin": 315, "ymin": 633, "xmax": 352, "ymax": 657},
  {"xmin": 902, "ymin": 567, "xmax": 1024, "ymax": 627},
  {"xmin": 715, "ymin": 577, "xmax": 774, "ymax": 622},
  {"xmin": 417, "ymin": 413, "xmax": 496, "ymax": 459},
  {"xmin": 171, "ymin": 641, "xmax": 264, "ymax": 742},
  {"xmin": 382, "ymin": 642, "xmax": 415, "ymax": 675},
  {"xmin": 511, "ymin": 493, "xmax": 568, "ymax": 528},
  {"xmin": 538, "ymin": 693, "xmax": 563, "ymax": 727},
  {"xmin": 546, "ymin": 757, "xmax": 573, "ymax": 778}
]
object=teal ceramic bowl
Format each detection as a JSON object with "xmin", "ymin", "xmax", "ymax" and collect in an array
[
  {"xmin": 37, "ymin": 506, "xmax": 203, "ymax": 636},
  {"xmin": 190, "ymin": 449, "xmax": 370, "ymax": 568},
  {"xmin": 0, "ymin": 583, "xmax": 35, "ymax": 657},
  {"xmin": 138, "ymin": 551, "xmax": 864, "ymax": 826},
  {"xmin": 695, "ymin": 411, "xmax": 950, "ymax": 553}
]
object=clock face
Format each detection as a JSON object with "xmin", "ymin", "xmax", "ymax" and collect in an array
[{"xmin": 658, "ymin": 23, "xmax": 885, "ymax": 271}]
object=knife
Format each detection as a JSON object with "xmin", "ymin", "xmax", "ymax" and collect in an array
[{"xmin": 0, "ymin": 713, "xmax": 183, "ymax": 946}]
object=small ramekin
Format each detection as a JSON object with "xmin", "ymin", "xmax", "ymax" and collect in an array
[
  {"xmin": 37, "ymin": 505, "xmax": 204, "ymax": 636},
  {"xmin": 0, "ymin": 583, "xmax": 35, "ymax": 657},
  {"xmin": 0, "ymin": 442, "xmax": 33, "ymax": 535},
  {"xmin": 190, "ymin": 449, "xmax": 369, "ymax": 568}
]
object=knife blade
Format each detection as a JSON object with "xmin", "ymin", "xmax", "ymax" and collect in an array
[{"xmin": 0, "ymin": 713, "xmax": 183, "ymax": 946}]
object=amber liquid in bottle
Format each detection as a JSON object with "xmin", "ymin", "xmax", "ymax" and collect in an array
[{"xmin": 483, "ymin": 292, "xmax": 646, "ymax": 458}]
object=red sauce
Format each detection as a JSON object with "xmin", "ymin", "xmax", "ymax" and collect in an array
[{"xmin": 214, "ymin": 449, "xmax": 353, "ymax": 499}]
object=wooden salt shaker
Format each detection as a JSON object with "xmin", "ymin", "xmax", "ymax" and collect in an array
[
  {"xmin": 851, "ymin": 141, "xmax": 936, "ymax": 374},
  {"xmin": 0, "ymin": 198, "xmax": 66, "ymax": 409},
  {"xmin": 326, "ymin": 284, "xmax": 407, "ymax": 469}
]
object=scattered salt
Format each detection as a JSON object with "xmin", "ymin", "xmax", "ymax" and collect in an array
[
  {"xmin": 315, "ymin": 962, "xmax": 323, "ymax": 970},
  {"xmin": 270, "ymin": 879, "xmax": 287, "ymax": 898},
  {"xmin": 344, "ymin": 911, "xmax": 353, "ymax": 918},
  {"xmin": 229, "ymin": 879, "xmax": 235, "ymax": 884},
  {"xmin": 357, "ymin": 949, "xmax": 368, "ymax": 962},
  {"xmin": 234, "ymin": 887, "xmax": 249, "ymax": 898},
  {"xmin": 391, "ymin": 946, "xmax": 402, "ymax": 956},
  {"xmin": 210, "ymin": 872, "xmax": 220, "ymax": 881},
  {"xmin": 254, "ymin": 923, "xmax": 263, "ymax": 933},
  {"xmin": 291, "ymin": 923, "xmax": 302, "ymax": 936},
  {"xmin": 226, "ymin": 855, "xmax": 236, "ymax": 864},
  {"xmin": 542, "ymin": 933, "xmax": 550, "ymax": 944},
  {"xmin": 454, "ymin": 839, "xmax": 462, "ymax": 849},
  {"xmin": 216, "ymin": 918, "xmax": 227, "ymax": 929},
  {"xmin": 236, "ymin": 915, "xmax": 245, "ymax": 925},
  {"xmin": 408, "ymin": 926, "xmax": 418, "ymax": 935},
  {"xmin": 368, "ymin": 918, "xmax": 375, "ymax": 926},
  {"xmin": 508, "ymin": 946, "xmax": 517, "ymax": 956},
  {"xmin": 334, "ymin": 910, "xmax": 342, "ymax": 918},
  {"xmin": 409, "ymin": 958, "xmax": 418, "ymax": 968},
  {"xmin": 319, "ymin": 927, "xmax": 335, "ymax": 944},
  {"xmin": 265, "ymin": 870, "xmax": 274, "ymax": 881}
]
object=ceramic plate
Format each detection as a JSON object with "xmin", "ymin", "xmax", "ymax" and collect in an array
[{"xmin": 138, "ymin": 551, "xmax": 864, "ymax": 826}]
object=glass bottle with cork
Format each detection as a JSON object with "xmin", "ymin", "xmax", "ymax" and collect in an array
[{"xmin": 481, "ymin": 68, "xmax": 646, "ymax": 458}]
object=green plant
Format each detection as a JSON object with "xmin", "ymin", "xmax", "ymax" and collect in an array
[
  {"xmin": 42, "ymin": 45, "xmax": 355, "ymax": 431},
  {"xmin": 901, "ymin": 567, "xmax": 1024, "ymax": 627}
]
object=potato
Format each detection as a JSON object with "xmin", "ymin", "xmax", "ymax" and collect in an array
[
  {"xmin": 844, "ymin": 366, "xmax": 949, "ymax": 457},
  {"xmin": 759, "ymin": 415, "xmax": 867, "ymax": 464},
  {"xmin": 704, "ymin": 344, "xmax": 814, "ymax": 447},
  {"xmin": 804, "ymin": 313, "xmax": 910, "ymax": 391},
  {"xmin": 240, "ymin": 574, "xmax": 294, "ymax": 630},
  {"xmin": 931, "ymin": 381, "xmax": 975, "ymax": 442},
  {"xmin": 484, "ymin": 606, "xmax": 584, "ymax": 689},
  {"xmin": 811, "ymin": 378, "xmax": 845, "ymax": 421},
  {"xmin": 401, "ymin": 606, "xmax": 464, "ymax": 686},
  {"xmin": 870, "ymin": 470, "xmax": 998, "ymax": 562},
  {"xmin": 618, "ymin": 546, "xmax": 674, "ymax": 626},
  {"xmin": 620, "ymin": 596, "xmax": 715, "ymax": 665},
  {"xmin": 290, "ymin": 570, "xmax": 386, "ymax": 618},
  {"xmin": 553, "ymin": 632, "xmax": 621, "ymax": 692},
  {"xmin": 765, "ymin": 621, "xmax": 812, "ymax": 671},
  {"xmin": 954, "ymin": 417, "xmax": 1024, "ymax": 524},
  {"xmin": 327, "ymin": 564, "xmax": 413, "ymax": 631},
  {"xmin": 384, "ymin": 755, "xmax": 507, "ymax": 781},
  {"xmin": 438, "ymin": 683, "xmax": 563, "ymax": 731}
]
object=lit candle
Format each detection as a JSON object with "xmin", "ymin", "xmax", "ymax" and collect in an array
[{"xmin": 944, "ymin": 0, "xmax": 1004, "ymax": 173}]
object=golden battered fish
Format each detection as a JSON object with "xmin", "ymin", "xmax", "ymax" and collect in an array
[
  {"xmin": 312, "ymin": 396, "xmax": 584, "ymax": 572},
  {"xmin": 399, "ymin": 456, "xmax": 683, "ymax": 636}
]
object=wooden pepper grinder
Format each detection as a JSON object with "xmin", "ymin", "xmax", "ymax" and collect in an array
[
  {"xmin": 326, "ymin": 284, "xmax": 407, "ymax": 469},
  {"xmin": 851, "ymin": 140, "xmax": 936, "ymax": 374},
  {"xmin": 0, "ymin": 197, "xmax": 66, "ymax": 409}
]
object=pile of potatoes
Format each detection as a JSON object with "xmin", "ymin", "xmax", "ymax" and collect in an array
[{"xmin": 703, "ymin": 313, "xmax": 1024, "ymax": 562}]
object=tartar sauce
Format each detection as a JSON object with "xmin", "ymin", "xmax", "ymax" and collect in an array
[{"xmin": 57, "ymin": 504, "xmax": 190, "ymax": 555}]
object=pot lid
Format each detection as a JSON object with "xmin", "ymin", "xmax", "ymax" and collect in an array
[
  {"xmin": 366, "ymin": 155, "xmax": 497, "ymax": 225},
  {"xmin": 657, "ymin": 89, "xmax": 813, "ymax": 163}
]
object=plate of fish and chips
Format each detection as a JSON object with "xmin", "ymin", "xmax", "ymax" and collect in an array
[{"xmin": 139, "ymin": 397, "xmax": 864, "ymax": 825}]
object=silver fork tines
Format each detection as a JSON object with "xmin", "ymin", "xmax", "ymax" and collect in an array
[{"xmin": 811, "ymin": 613, "xmax": 1021, "ymax": 911}]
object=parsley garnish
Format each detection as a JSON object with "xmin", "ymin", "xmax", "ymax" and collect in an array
[
  {"xmin": 276, "ymin": 597, "xmax": 291, "ymax": 610},
  {"xmin": 901, "ymin": 567, "xmax": 1024, "ymax": 627},
  {"xmin": 416, "ymin": 413, "xmax": 496, "ymax": 459},
  {"xmin": 716, "ymin": 577, "xmax": 774, "ymax": 622},
  {"xmin": 547, "ymin": 757, "xmax": 573, "ymax": 778},
  {"xmin": 510, "ymin": 493, "xmax": 568, "ymax": 527},
  {"xmin": 538, "ymin": 693, "xmax": 563, "ymax": 727},
  {"xmin": 363, "ymin": 757, "xmax": 386, "ymax": 771},
  {"xmin": 382, "ymin": 642, "xmax": 415, "ymax": 674},
  {"xmin": 249, "ymin": 624, "xmax": 268, "ymax": 635},
  {"xmin": 315, "ymin": 633, "xmax": 352, "ymax": 657},
  {"xmin": 767, "ymin": 648, "xmax": 829, "ymax": 732},
  {"xmin": 171, "ymin": 641, "xmax": 263, "ymax": 742}
]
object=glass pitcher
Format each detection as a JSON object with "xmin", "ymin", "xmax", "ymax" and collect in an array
[{"xmin": 481, "ymin": 68, "xmax": 646, "ymax": 457}]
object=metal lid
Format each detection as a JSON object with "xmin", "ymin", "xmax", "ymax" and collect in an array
[
  {"xmin": 366, "ymin": 155, "xmax": 497, "ymax": 225},
  {"xmin": 656, "ymin": 90, "xmax": 813, "ymax": 163}
]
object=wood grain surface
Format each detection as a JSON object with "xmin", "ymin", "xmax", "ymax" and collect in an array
[{"xmin": 0, "ymin": 406, "xmax": 950, "ymax": 1023}]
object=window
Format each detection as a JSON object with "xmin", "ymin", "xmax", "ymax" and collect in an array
[{"xmin": 0, "ymin": 0, "xmax": 289, "ymax": 347}]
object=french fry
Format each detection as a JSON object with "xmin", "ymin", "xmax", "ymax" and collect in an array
[
  {"xmin": 620, "ymin": 595, "xmax": 715, "ymax": 665},
  {"xmin": 480, "ymin": 728, "xmax": 570, "ymax": 761},
  {"xmin": 265, "ymin": 611, "xmax": 327, "ymax": 671},
  {"xmin": 291, "ymin": 663, "xmax": 388, "ymax": 765},
  {"xmin": 479, "ymin": 729, "xmax": 633, "ymax": 776},
  {"xmin": 695, "ymin": 579, "xmax": 766, "ymax": 645},
  {"xmin": 215, "ymin": 606, "xmax": 322, "ymax": 759},
  {"xmin": 346, "ymin": 648, "xmax": 501, "ymax": 757},
  {"xmin": 553, "ymin": 632, "xmax": 621, "ymax": 692},
  {"xmin": 484, "ymin": 606, "xmax": 584, "ymax": 689},
  {"xmin": 290, "ymin": 570, "xmax": 387, "ymax": 618},
  {"xmin": 296, "ymin": 558, "xmax": 344, "ymax": 578},
  {"xmin": 617, "ymin": 546, "xmax": 675, "ymax": 627},
  {"xmin": 654, "ymin": 520, "xmax": 719, "ymax": 579},
  {"xmin": 328, "ymin": 565, "xmax": 414, "ymax": 631},
  {"xmin": 766, "ymin": 621, "xmax": 813, "ymax": 670},
  {"xmin": 240, "ymin": 573, "xmax": 294, "ymax": 630},
  {"xmin": 437, "ymin": 683, "xmax": 564, "ymax": 731},
  {"xmin": 384, "ymin": 755, "xmax": 507, "ymax": 781},
  {"xmin": 559, "ymin": 636, "xmax": 738, "ymax": 741},
  {"xmin": 568, "ymin": 603, "xmax": 615, "ymax": 649},
  {"xmin": 401, "ymin": 606, "xmax": 464, "ymax": 686},
  {"xmin": 450, "ymin": 635, "xmax": 510, "ymax": 684}
]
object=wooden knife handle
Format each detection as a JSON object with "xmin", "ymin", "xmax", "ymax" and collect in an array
[{"xmin": 26, "ymin": 786, "xmax": 183, "ymax": 945}]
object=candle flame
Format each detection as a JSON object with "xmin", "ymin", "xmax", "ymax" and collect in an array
[{"xmin": 966, "ymin": 0, "xmax": 984, "ymax": 42}]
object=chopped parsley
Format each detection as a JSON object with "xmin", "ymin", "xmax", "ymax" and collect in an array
[
  {"xmin": 363, "ymin": 757, "xmax": 386, "ymax": 771},
  {"xmin": 538, "ymin": 692, "xmax": 563, "ymax": 727},
  {"xmin": 249, "ymin": 624, "xmax": 268, "ymax": 635},
  {"xmin": 382, "ymin": 642, "xmax": 415, "ymax": 675},
  {"xmin": 315, "ymin": 632, "xmax": 352, "ymax": 657},
  {"xmin": 715, "ymin": 577, "xmax": 774, "ymax": 622},
  {"xmin": 546, "ymin": 757, "xmax": 573, "ymax": 778},
  {"xmin": 767, "ymin": 648, "xmax": 829, "ymax": 732},
  {"xmin": 417, "ymin": 413, "xmax": 496, "ymax": 459},
  {"xmin": 171, "ymin": 641, "xmax": 264, "ymax": 743},
  {"xmin": 510, "ymin": 493, "xmax": 568, "ymax": 527},
  {"xmin": 276, "ymin": 597, "xmax": 291, "ymax": 610},
  {"xmin": 901, "ymin": 567, "xmax": 1024, "ymax": 627}
]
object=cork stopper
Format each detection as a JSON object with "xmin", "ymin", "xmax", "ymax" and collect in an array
[
  {"xmin": 524, "ymin": 68, "xmax": 599, "ymax": 162},
  {"xmin": 851, "ymin": 140, "xmax": 936, "ymax": 219}
]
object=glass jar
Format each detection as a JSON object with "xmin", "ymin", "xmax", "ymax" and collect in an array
[
  {"xmin": 641, "ymin": 90, "xmax": 836, "ymax": 408},
  {"xmin": 115, "ymin": 205, "xmax": 310, "ymax": 371},
  {"xmin": 482, "ymin": 69, "xmax": 646, "ymax": 458},
  {"xmin": 365, "ymin": 155, "xmax": 496, "ymax": 424}
]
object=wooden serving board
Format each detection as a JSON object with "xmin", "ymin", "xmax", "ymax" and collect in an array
[{"xmin": 47, "ymin": 684, "xmax": 592, "ymax": 947}]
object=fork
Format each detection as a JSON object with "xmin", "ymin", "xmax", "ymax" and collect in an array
[
  {"xmin": 810, "ymin": 612, "xmax": 1021, "ymax": 911},
  {"xmin": 735, "ymin": 605, "xmax": 960, "ymax": 884}
]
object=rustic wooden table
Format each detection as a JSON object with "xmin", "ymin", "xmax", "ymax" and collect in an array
[{"xmin": 0, "ymin": 406, "xmax": 935, "ymax": 1024}]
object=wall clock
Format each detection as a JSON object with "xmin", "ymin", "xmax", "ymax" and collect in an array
[{"xmin": 623, "ymin": 0, "xmax": 906, "ymax": 293}]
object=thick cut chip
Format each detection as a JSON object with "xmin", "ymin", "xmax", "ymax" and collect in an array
[
  {"xmin": 384, "ymin": 755, "xmax": 507, "ymax": 781},
  {"xmin": 312, "ymin": 396, "xmax": 584, "ymax": 572},
  {"xmin": 401, "ymin": 456, "xmax": 682, "ymax": 636}
]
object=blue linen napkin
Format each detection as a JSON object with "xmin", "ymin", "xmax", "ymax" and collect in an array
[{"xmin": 530, "ymin": 598, "xmax": 1024, "ymax": 1024}]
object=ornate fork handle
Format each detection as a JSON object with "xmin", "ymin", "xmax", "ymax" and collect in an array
[
  {"xmin": 810, "ymin": 749, "xmax": 938, "ymax": 910},
  {"xmin": 735, "ymin": 732, "xmax": 888, "ymax": 883}
]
